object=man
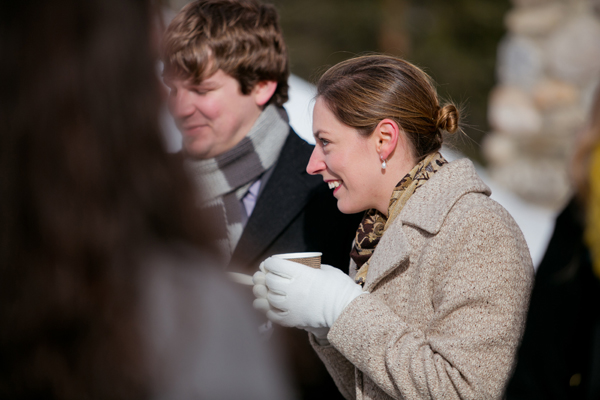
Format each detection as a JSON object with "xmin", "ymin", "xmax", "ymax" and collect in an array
[
  {"xmin": 161, "ymin": 0, "xmax": 360, "ymax": 273},
  {"xmin": 161, "ymin": 1, "xmax": 361, "ymax": 398}
]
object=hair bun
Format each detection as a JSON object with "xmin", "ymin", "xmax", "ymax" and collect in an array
[{"xmin": 436, "ymin": 104, "xmax": 460, "ymax": 134}]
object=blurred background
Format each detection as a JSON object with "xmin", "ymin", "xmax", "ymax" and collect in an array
[
  {"xmin": 161, "ymin": 0, "xmax": 600, "ymax": 267},
  {"xmin": 165, "ymin": 0, "xmax": 509, "ymax": 165}
]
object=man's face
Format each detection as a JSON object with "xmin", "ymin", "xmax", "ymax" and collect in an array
[{"xmin": 165, "ymin": 69, "xmax": 263, "ymax": 159}]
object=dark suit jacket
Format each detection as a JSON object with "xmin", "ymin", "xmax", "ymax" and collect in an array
[
  {"xmin": 228, "ymin": 129, "xmax": 362, "ymax": 400},
  {"xmin": 173, "ymin": 128, "xmax": 361, "ymax": 400},
  {"xmin": 230, "ymin": 129, "xmax": 362, "ymax": 274}
]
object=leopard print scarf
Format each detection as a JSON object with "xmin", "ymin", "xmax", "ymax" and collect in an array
[{"xmin": 350, "ymin": 152, "xmax": 447, "ymax": 285}]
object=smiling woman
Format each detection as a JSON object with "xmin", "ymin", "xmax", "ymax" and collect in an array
[
  {"xmin": 253, "ymin": 54, "xmax": 535, "ymax": 399},
  {"xmin": 308, "ymin": 97, "xmax": 389, "ymax": 214}
]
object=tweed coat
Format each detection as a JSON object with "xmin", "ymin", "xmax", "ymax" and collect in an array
[{"xmin": 311, "ymin": 159, "xmax": 535, "ymax": 400}]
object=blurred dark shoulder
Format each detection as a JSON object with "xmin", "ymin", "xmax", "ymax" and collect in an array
[{"xmin": 506, "ymin": 198, "xmax": 600, "ymax": 400}]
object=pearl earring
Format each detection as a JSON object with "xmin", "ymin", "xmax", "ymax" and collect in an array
[{"xmin": 381, "ymin": 158, "xmax": 387, "ymax": 170}]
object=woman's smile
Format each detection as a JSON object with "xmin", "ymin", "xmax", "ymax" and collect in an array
[
  {"xmin": 307, "ymin": 98, "xmax": 388, "ymax": 214},
  {"xmin": 327, "ymin": 180, "xmax": 341, "ymax": 190}
]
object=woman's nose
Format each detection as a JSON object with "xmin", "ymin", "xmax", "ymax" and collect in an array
[{"xmin": 306, "ymin": 146, "xmax": 325, "ymax": 175}]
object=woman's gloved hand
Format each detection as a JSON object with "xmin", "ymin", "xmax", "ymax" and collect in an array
[{"xmin": 252, "ymin": 257, "xmax": 365, "ymax": 333}]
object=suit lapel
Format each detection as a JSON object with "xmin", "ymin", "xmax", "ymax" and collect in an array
[{"xmin": 230, "ymin": 130, "xmax": 319, "ymax": 269}]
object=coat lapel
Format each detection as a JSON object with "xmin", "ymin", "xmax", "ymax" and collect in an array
[
  {"xmin": 362, "ymin": 158, "xmax": 491, "ymax": 291},
  {"xmin": 230, "ymin": 130, "xmax": 319, "ymax": 268},
  {"xmin": 363, "ymin": 218, "xmax": 411, "ymax": 292}
]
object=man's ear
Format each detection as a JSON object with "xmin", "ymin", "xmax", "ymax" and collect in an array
[
  {"xmin": 253, "ymin": 80, "xmax": 278, "ymax": 107},
  {"xmin": 375, "ymin": 118, "xmax": 400, "ymax": 161}
]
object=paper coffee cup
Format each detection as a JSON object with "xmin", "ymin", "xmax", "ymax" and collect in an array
[{"xmin": 273, "ymin": 252, "xmax": 322, "ymax": 269}]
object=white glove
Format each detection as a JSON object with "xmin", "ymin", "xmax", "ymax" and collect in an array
[
  {"xmin": 252, "ymin": 264, "xmax": 270, "ymax": 314},
  {"xmin": 254, "ymin": 265, "xmax": 327, "ymax": 342},
  {"xmin": 258, "ymin": 257, "xmax": 365, "ymax": 332}
]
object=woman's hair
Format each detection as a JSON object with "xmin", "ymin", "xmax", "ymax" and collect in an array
[
  {"xmin": 316, "ymin": 54, "xmax": 460, "ymax": 160},
  {"xmin": 572, "ymin": 85, "xmax": 600, "ymax": 204},
  {"xmin": 0, "ymin": 0, "xmax": 208, "ymax": 398}
]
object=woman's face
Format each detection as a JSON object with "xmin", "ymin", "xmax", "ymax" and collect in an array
[{"xmin": 307, "ymin": 97, "xmax": 388, "ymax": 214}]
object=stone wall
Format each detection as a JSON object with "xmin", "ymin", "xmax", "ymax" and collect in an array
[{"xmin": 483, "ymin": 0, "xmax": 600, "ymax": 209}]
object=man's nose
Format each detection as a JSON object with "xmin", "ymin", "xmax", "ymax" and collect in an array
[{"xmin": 168, "ymin": 90, "xmax": 194, "ymax": 119}]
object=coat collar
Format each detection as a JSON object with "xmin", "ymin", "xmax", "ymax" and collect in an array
[
  {"xmin": 363, "ymin": 158, "xmax": 490, "ymax": 291},
  {"xmin": 400, "ymin": 158, "xmax": 490, "ymax": 234}
]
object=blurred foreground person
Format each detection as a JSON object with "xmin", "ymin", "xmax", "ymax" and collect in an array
[
  {"xmin": 506, "ymin": 86, "xmax": 600, "ymax": 399},
  {"xmin": 0, "ymin": 0, "xmax": 292, "ymax": 399},
  {"xmin": 254, "ymin": 55, "xmax": 534, "ymax": 399}
]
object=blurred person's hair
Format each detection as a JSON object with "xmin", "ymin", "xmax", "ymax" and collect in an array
[
  {"xmin": 161, "ymin": 0, "xmax": 289, "ymax": 107},
  {"xmin": 316, "ymin": 54, "xmax": 460, "ymax": 161},
  {"xmin": 572, "ymin": 85, "xmax": 600, "ymax": 204},
  {"xmin": 0, "ymin": 0, "xmax": 208, "ymax": 398}
]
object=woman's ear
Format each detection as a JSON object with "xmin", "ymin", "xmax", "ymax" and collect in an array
[
  {"xmin": 375, "ymin": 118, "xmax": 400, "ymax": 161},
  {"xmin": 253, "ymin": 80, "xmax": 278, "ymax": 107}
]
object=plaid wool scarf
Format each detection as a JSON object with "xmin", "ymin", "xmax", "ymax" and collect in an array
[
  {"xmin": 183, "ymin": 105, "xmax": 289, "ymax": 262},
  {"xmin": 350, "ymin": 152, "xmax": 448, "ymax": 286}
]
